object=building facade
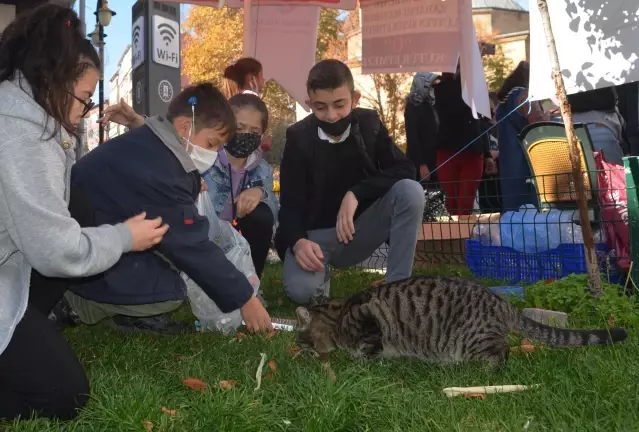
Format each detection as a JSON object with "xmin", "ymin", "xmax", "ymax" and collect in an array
[{"xmin": 108, "ymin": 44, "xmax": 133, "ymax": 139}]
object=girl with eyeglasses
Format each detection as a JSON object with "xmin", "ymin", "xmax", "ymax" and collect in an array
[{"xmin": 0, "ymin": 5, "xmax": 169, "ymax": 421}]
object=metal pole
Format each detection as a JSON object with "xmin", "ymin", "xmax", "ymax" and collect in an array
[
  {"xmin": 537, "ymin": 0, "xmax": 603, "ymax": 298},
  {"xmin": 97, "ymin": 0, "xmax": 105, "ymax": 145},
  {"xmin": 76, "ymin": 0, "xmax": 87, "ymax": 158}
]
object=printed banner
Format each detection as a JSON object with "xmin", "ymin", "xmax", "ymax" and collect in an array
[
  {"xmin": 360, "ymin": 0, "xmax": 460, "ymax": 74},
  {"xmin": 529, "ymin": 0, "xmax": 639, "ymax": 101}
]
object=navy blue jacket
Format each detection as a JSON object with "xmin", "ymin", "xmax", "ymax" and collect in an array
[{"xmin": 69, "ymin": 120, "xmax": 254, "ymax": 312}]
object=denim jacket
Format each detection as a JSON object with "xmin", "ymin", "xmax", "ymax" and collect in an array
[{"xmin": 203, "ymin": 150, "xmax": 278, "ymax": 222}]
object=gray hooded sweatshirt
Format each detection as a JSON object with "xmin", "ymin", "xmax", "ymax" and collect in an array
[{"xmin": 0, "ymin": 74, "xmax": 133, "ymax": 355}]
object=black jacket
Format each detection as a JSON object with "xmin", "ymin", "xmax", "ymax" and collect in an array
[
  {"xmin": 433, "ymin": 76, "xmax": 490, "ymax": 155},
  {"xmin": 618, "ymin": 82, "xmax": 639, "ymax": 155},
  {"xmin": 275, "ymin": 108, "xmax": 416, "ymax": 251},
  {"xmin": 404, "ymin": 97, "xmax": 439, "ymax": 176},
  {"xmin": 69, "ymin": 119, "xmax": 254, "ymax": 311}
]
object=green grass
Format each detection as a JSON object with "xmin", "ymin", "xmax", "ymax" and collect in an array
[{"xmin": 4, "ymin": 265, "xmax": 639, "ymax": 431}]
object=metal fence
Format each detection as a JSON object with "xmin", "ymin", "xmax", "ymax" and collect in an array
[{"xmin": 358, "ymin": 168, "xmax": 632, "ymax": 285}]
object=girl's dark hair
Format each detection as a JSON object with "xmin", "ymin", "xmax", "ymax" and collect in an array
[
  {"xmin": 223, "ymin": 57, "xmax": 263, "ymax": 99},
  {"xmin": 0, "ymin": 4, "xmax": 100, "ymax": 138},
  {"xmin": 497, "ymin": 61, "xmax": 530, "ymax": 100},
  {"xmin": 228, "ymin": 93, "xmax": 269, "ymax": 132}
]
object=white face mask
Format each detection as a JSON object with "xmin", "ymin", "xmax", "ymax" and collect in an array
[
  {"xmin": 188, "ymin": 142, "xmax": 218, "ymax": 174},
  {"xmin": 184, "ymin": 116, "xmax": 218, "ymax": 174}
]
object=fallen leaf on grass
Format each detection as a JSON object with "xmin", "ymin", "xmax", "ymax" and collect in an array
[
  {"xmin": 263, "ymin": 360, "xmax": 277, "ymax": 380},
  {"xmin": 510, "ymin": 345, "xmax": 537, "ymax": 354},
  {"xmin": 183, "ymin": 377, "xmax": 207, "ymax": 392},
  {"xmin": 323, "ymin": 362, "xmax": 337, "ymax": 382},
  {"xmin": 171, "ymin": 354, "xmax": 188, "ymax": 361},
  {"xmin": 161, "ymin": 407, "xmax": 178, "ymax": 416},
  {"xmin": 219, "ymin": 379, "xmax": 239, "ymax": 390},
  {"xmin": 236, "ymin": 332, "xmax": 247, "ymax": 341},
  {"xmin": 288, "ymin": 347, "xmax": 301, "ymax": 356},
  {"xmin": 266, "ymin": 330, "xmax": 279, "ymax": 340},
  {"xmin": 272, "ymin": 279, "xmax": 282, "ymax": 285},
  {"xmin": 277, "ymin": 296, "xmax": 285, "ymax": 306},
  {"xmin": 608, "ymin": 314, "xmax": 617, "ymax": 328},
  {"xmin": 143, "ymin": 420, "xmax": 153, "ymax": 431},
  {"xmin": 463, "ymin": 392, "xmax": 486, "ymax": 400},
  {"xmin": 371, "ymin": 279, "xmax": 385, "ymax": 287}
]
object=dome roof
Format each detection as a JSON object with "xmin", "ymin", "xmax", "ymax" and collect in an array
[{"xmin": 472, "ymin": 0, "xmax": 526, "ymax": 11}]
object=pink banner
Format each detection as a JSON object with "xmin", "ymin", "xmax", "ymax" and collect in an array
[
  {"xmin": 360, "ymin": 0, "xmax": 460, "ymax": 74},
  {"xmin": 163, "ymin": 0, "xmax": 356, "ymax": 8},
  {"xmin": 245, "ymin": 5, "xmax": 321, "ymax": 109}
]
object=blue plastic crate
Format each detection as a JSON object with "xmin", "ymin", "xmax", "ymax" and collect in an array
[{"xmin": 465, "ymin": 240, "xmax": 621, "ymax": 284}]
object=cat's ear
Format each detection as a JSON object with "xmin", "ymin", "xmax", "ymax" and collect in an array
[{"xmin": 296, "ymin": 307, "xmax": 312, "ymax": 330}]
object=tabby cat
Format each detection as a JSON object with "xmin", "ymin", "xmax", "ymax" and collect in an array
[{"xmin": 295, "ymin": 276, "xmax": 627, "ymax": 367}]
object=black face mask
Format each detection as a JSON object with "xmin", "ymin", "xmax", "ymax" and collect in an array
[
  {"xmin": 225, "ymin": 133, "xmax": 262, "ymax": 158},
  {"xmin": 316, "ymin": 112, "xmax": 353, "ymax": 137}
]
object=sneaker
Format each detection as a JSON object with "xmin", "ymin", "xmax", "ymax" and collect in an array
[
  {"xmin": 48, "ymin": 296, "xmax": 81, "ymax": 328},
  {"xmin": 109, "ymin": 314, "xmax": 192, "ymax": 335}
]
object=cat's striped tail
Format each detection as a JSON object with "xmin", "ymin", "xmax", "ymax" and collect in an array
[{"xmin": 517, "ymin": 315, "xmax": 627, "ymax": 348}]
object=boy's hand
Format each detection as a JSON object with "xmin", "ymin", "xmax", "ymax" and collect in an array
[
  {"xmin": 235, "ymin": 187, "xmax": 262, "ymax": 218},
  {"xmin": 293, "ymin": 239, "xmax": 324, "ymax": 273},
  {"xmin": 337, "ymin": 191, "xmax": 358, "ymax": 244},
  {"xmin": 240, "ymin": 296, "xmax": 273, "ymax": 332}
]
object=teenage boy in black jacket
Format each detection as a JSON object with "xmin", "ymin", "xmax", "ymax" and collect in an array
[
  {"xmin": 275, "ymin": 60, "xmax": 424, "ymax": 305},
  {"xmin": 51, "ymin": 84, "xmax": 272, "ymax": 333}
]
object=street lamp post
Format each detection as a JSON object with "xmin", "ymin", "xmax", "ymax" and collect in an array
[{"xmin": 88, "ymin": 0, "xmax": 115, "ymax": 145}]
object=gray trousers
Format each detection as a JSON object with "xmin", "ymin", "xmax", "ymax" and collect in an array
[{"xmin": 283, "ymin": 179, "xmax": 425, "ymax": 304}]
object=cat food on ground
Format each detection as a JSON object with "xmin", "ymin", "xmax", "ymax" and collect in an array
[{"xmin": 294, "ymin": 276, "xmax": 627, "ymax": 367}]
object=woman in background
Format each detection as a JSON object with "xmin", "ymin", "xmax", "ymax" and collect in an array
[
  {"xmin": 433, "ymin": 67, "xmax": 491, "ymax": 215},
  {"xmin": 496, "ymin": 61, "xmax": 550, "ymax": 211},
  {"xmin": 223, "ymin": 57, "xmax": 265, "ymax": 99}
]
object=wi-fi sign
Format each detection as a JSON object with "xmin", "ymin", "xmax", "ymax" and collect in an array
[
  {"xmin": 158, "ymin": 23, "xmax": 177, "ymax": 47},
  {"xmin": 133, "ymin": 25, "xmax": 141, "ymax": 48}
]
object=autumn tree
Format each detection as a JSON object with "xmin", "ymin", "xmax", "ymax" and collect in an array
[
  {"xmin": 358, "ymin": 73, "xmax": 411, "ymax": 148},
  {"xmin": 182, "ymin": 5, "xmax": 341, "ymax": 164},
  {"xmin": 475, "ymin": 25, "xmax": 514, "ymax": 92},
  {"xmin": 483, "ymin": 46, "xmax": 513, "ymax": 92}
]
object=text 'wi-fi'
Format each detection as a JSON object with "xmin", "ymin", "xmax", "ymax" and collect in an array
[{"xmin": 157, "ymin": 23, "xmax": 176, "ymax": 47}]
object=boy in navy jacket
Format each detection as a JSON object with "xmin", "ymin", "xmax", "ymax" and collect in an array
[{"xmin": 53, "ymin": 84, "xmax": 272, "ymax": 333}]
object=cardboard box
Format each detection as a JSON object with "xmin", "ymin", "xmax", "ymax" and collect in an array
[{"xmin": 415, "ymin": 214, "xmax": 500, "ymax": 268}]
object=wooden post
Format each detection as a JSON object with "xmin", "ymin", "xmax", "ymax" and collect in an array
[{"xmin": 537, "ymin": 0, "xmax": 603, "ymax": 298}]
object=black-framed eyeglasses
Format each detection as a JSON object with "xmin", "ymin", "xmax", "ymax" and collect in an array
[{"xmin": 71, "ymin": 93, "xmax": 95, "ymax": 117}]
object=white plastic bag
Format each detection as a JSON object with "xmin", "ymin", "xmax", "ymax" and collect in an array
[{"xmin": 183, "ymin": 192, "xmax": 260, "ymax": 334}]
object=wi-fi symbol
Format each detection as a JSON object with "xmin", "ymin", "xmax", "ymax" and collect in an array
[
  {"xmin": 158, "ymin": 23, "xmax": 176, "ymax": 47},
  {"xmin": 132, "ymin": 25, "xmax": 141, "ymax": 48}
]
